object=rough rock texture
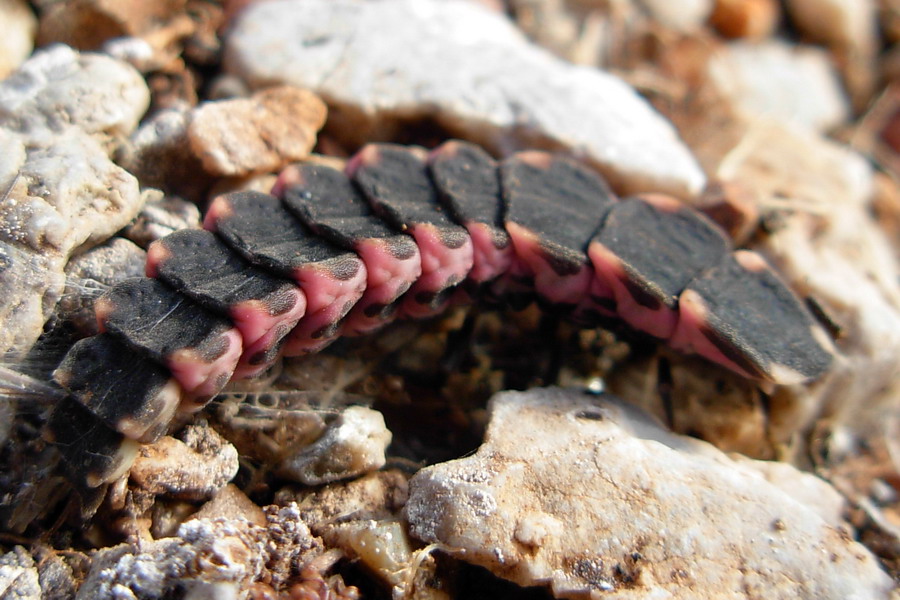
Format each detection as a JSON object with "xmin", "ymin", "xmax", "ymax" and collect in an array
[
  {"xmin": 0, "ymin": 46, "xmax": 149, "ymax": 357},
  {"xmin": 281, "ymin": 471, "xmax": 446, "ymax": 597},
  {"xmin": 276, "ymin": 406, "xmax": 392, "ymax": 485},
  {"xmin": 120, "ymin": 189, "xmax": 201, "ymax": 248},
  {"xmin": 406, "ymin": 388, "xmax": 894, "ymax": 599},
  {"xmin": 76, "ymin": 504, "xmax": 341, "ymax": 599},
  {"xmin": 225, "ymin": 0, "xmax": 705, "ymax": 198},
  {"xmin": 708, "ymin": 41, "xmax": 849, "ymax": 132},
  {"xmin": 130, "ymin": 424, "xmax": 239, "ymax": 500},
  {"xmin": 187, "ymin": 86, "xmax": 327, "ymax": 176},
  {"xmin": 0, "ymin": 44, "xmax": 149, "ymax": 143},
  {"xmin": 0, "ymin": 0, "xmax": 36, "ymax": 80},
  {"xmin": 0, "ymin": 546, "xmax": 40, "ymax": 600}
]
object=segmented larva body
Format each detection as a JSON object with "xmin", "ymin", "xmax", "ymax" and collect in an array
[{"xmin": 45, "ymin": 140, "xmax": 834, "ymax": 493}]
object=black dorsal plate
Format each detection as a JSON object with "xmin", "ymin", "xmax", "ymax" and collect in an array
[
  {"xmin": 592, "ymin": 195, "xmax": 732, "ymax": 311},
  {"xmin": 53, "ymin": 334, "xmax": 181, "ymax": 443},
  {"xmin": 148, "ymin": 229, "xmax": 300, "ymax": 318},
  {"xmin": 208, "ymin": 190, "xmax": 362, "ymax": 282},
  {"xmin": 672, "ymin": 251, "xmax": 833, "ymax": 384},
  {"xmin": 501, "ymin": 152, "xmax": 616, "ymax": 269},
  {"xmin": 281, "ymin": 163, "xmax": 404, "ymax": 246},
  {"xmin": 429, "ymin": 141, "xmax": 503, "ymax": 227}
]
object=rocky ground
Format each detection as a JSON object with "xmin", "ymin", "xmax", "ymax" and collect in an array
[{"xmin": 1, "ymin": 0, "xmax": 900, "ymax": 598}]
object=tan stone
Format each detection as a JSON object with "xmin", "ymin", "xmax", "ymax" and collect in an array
[{"xmin": 187, "ymin": 86, "xmax": 327, "ymax": 177}]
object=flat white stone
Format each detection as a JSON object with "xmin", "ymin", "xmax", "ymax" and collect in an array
[
  {"xmin": 225, "ymin": 0, "xmax": 705, "ymax": 198},
  {"xmin": 406, "ymin": 388, "xmax": 894, "ymax": 599},
  {"xmin": 708, "ymin": 40, "xmax": 850, "ymax": 132}
]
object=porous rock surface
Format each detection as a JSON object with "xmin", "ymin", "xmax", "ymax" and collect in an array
[
  {"xmin": 0, "ymin": 546, "xmax": 40, "ymax": 600},
  {"xmin": 405, "ymin": 387, "xmax": 894, "ymax": 599},
  {"xmin": 75, "ymin": 504, "xmax": 325, "ymax": 599},
  {"xmin": 187, "ymin": 85, "xmax": 327, "ymax": 176},
  {"xmin": 0, "ymin": 45, "xmax": 149, "ymax": 356},
  {"xmin": 225, "ymin": 0, "xmax": 705, "ymax": 198},
  {"xmin": 130, "ymin": 424, "xmax": 239, "ymax": 500}
]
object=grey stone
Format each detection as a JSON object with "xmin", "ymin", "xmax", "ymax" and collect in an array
[
  {"xmin": 0, "ymin": 44, "xmax": 149, "ymax": 144},
  {"xmin": 0, "ymin": 47, "xmax": 148, "ymax": 356},
  {"xmin": 406, "ymin": 388, "xmax": 895, "ymax": 599},
  {"xmin": 59, "ymin": 237, "xmax": 146, "ymax": 335},
  {"xmin": 277, "ymin": 406, "xmax": 392, "ymax": 485},
  {"xmin": 224, "ymin": 0, "xmax": 705, "ymax": 198},
  {"xmin": 122, "ymin": 189, "xmax": 202, "ymax": 248}
]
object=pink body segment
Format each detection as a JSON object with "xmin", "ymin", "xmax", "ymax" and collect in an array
[
  {"xmin": 401, "ymin": 224, "xmax": 474, "ymax": 319},
  {"xmin": 588, "ymin": 241, "xmax": 679, "ymax": 340},
  {"xmin": 340, "ymin": 237, "xmax": 422, "ymax": 335}
]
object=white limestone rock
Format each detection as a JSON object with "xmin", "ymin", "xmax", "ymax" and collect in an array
[
  {"xmin": 224, "ymin": 0, "xmax": 705, "ymax": 198},
  {"xmin": 0, "ymin": 0, "xmax": 36, "ymax": 81},
  {"xmin": 708, "ymin": 40, "xmax": 849, "ymax": 132},
  {"xmin": 75, "ymin": 505, "xmax": 332, "ymax": 599},
  {"xmin": 75, "ymin": 520, "xmax": 264, "ymax": 600},
  {"xmin": 0, "ymin": 131, "xmax": 143, "ymax": 355},
  {"xmin": 0, "ymin": 547, "xmax": 40, "ymax": 600},
  {"xmin": 0, "ymin": 44, "xmax": 149, "ymax": 144},
  {"xmin": 0, "ymin": 47, "xmax": 148, "ymax": 356},
  {"xmin": 406, "ymin": 388, "xmax": 895, "ymax": 599}
]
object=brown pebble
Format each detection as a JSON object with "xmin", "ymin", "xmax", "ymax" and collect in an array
[
  {"xmin": 709, "ymin": 0, "xmax": 780, "ymax": 40},
  {"xmin": 694, "ymin": 180, "xmax": 760, "ymax": 245},
  {"xmin": 188, "ymin": 86, "xmax": 327, "ymax": 176}
]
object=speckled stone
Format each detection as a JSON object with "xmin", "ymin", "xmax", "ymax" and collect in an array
[
  {"xmin": 406, "ymin": 388, "xmax": 894, "ymax": 599},
  {"xmin": 0, "ymin": 47, "xmax": 148, "ymax": 356}
]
